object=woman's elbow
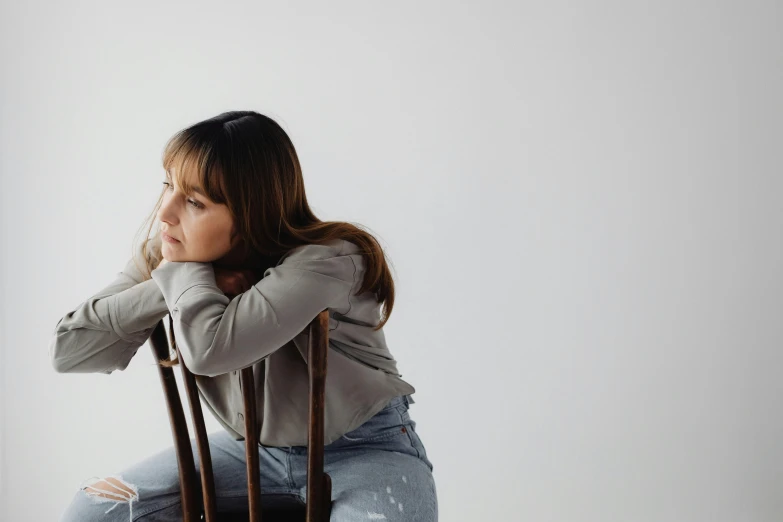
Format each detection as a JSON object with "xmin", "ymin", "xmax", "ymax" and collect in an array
[
  {"xmin": 48, "ymin": 329, "xmax": 127, "ymax": 374},
  {"xmin": 175, "ymin": 343, "xmax": 218, "ymax": 376},
  {"xmin": 49, "ymin": 334, "xmax": 77, "ymax": 373}
]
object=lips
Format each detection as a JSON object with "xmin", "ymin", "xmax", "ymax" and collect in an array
[{"xmin": 162, "ymin": 232, "xmax": 180, "ymax": 242}]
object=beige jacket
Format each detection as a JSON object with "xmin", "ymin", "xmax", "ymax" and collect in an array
[{"xmin": 49, "ymin": 237, "xmax": 415, "ymax": 447}]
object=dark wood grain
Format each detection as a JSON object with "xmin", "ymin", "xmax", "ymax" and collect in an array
[
  {"xmin": 151, "ymin": 319, "xmax": 200, "ymax": 522},
  {"xmin": 241, "ymin": 366, "xmax": 262, "ymax": 521},
  {"xmin": 148, "ymin": 309, "xmax": 333, "ymax": 522},
  {"xmin": 306, "ymin": 310, "xmax": 330, "ymax": 522}
]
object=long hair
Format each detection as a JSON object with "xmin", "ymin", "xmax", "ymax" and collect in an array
[{"xmin": 131, "ymin": 111, "xmax": 396, "ymax": 368}]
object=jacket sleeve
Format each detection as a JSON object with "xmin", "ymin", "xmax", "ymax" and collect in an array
[
  {"xmin": 49, "ymin": 253, "xmax": 170, "ymax": 374},
  {"xmin": 149, "ymin": 240, "xmax": 357, "ymax": 377}
]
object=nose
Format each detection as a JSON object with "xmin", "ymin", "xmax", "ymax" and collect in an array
[{"xmin": 157, "ymin": 194, "xmax": 179, "ymax": 227}]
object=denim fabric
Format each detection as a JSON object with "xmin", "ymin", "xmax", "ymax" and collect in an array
[{"xmin": 59, "ymin": 395, "xmax": 437, "ymax": 521}]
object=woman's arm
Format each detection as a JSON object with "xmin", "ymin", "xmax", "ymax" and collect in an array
[
  {"xmin": 150, "ymin": 240, "xmax": 356, "ymax": 377},
  {"xmin": 49, "ymin": 254, "xmax": 170, "ymax": 374}
]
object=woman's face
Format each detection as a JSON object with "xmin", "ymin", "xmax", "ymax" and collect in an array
[{"xmin": 157, "ymin": 169, "xmax": 241, "ymax": 264}]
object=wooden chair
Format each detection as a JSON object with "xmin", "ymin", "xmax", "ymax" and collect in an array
[{"xmin": 148, "ymin": 309, "xmax": 333, "ymax": 522}]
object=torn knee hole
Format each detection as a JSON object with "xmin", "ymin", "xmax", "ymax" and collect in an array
[{"xmin": 82, "ymin": 476, "xmax": 138, "ymax": 502}]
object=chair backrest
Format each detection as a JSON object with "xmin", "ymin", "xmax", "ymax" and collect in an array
[{"xmin": 148, "ymin": 308, "xmax": 332, "ymax": 522}]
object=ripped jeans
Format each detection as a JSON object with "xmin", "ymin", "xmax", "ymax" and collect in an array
[{"xmin": 58, "ymin": 395, "xmax": 437, "ymax": 521}]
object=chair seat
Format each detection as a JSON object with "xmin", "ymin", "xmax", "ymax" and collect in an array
[
  {"xmin": 214, "ymin": 504, "xmax": 308, "ymax": 522},
  {"xmin": 210, "ymin": 501, "xmax": 315, "ymax": 522}
]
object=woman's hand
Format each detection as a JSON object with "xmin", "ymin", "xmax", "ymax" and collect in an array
[{"xmin": 213, "ymin": 266, "xmax": 262, "ymax": 298}]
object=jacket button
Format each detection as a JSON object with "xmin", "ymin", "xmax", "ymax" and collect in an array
[{"xmin": 237, "ymin": 413, "xmax": 244, "ymax": 422}]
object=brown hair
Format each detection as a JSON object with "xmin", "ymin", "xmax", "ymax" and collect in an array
[{"xmin": 131, "ymin": 111, "xmax": 396, "ymax": 368}]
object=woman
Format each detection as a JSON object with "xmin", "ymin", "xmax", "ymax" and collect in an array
[{"xmin": 50, "ymin": 110, "xmax": 437, "ymax": 521}]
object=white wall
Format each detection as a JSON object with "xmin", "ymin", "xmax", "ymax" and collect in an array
[{"xmin": 1, "ymin": 1, "xmax": 781, "ymax": 521}]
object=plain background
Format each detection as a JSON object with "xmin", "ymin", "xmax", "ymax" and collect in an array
[{"xmin": 1, "ymin": 1, "xmax": 782, "ymax": 521}]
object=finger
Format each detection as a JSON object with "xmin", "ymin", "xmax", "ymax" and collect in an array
[
  {"xmin": 226, "ymin": 273, "xmax": 247, "ymax": 294},
  {"xmin": 237, "ymin": 272, "xmax": 251, "ymax": 291}
]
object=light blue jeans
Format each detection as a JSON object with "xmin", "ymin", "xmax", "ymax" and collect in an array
[{"xmin": 59, "ymin": 395, "xmax": 437, "ymax": 521}]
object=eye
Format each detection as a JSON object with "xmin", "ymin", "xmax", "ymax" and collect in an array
[{"xmin": 162, "ymin": 181, "xmax": 203, "ymax": 209}]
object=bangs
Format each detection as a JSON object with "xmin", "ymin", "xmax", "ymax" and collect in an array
[{"xmin": 162, "ymin": 132, "xmax": 225, "ymax": 202}]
